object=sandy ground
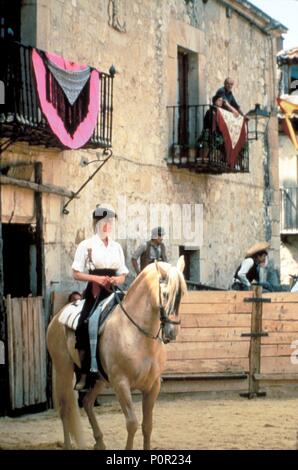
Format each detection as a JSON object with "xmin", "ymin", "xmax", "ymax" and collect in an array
[{"xmin": 0, "ymin": 393, "xmax": 298, "ymax": 450}]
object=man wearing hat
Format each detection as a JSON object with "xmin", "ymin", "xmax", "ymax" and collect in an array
[
  {"xmin": 72, "ymin": 205, "xmax": 129, "ymax": 390},
  {"xmin": 131, "ymin": 226, "xmax": 167, "ymax": 275},
  {"xmin": 232, "ymin": 242, "xmax": 272, "ymax": 291}
]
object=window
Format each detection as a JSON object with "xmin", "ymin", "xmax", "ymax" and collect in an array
[
  {"xmin": 179, "ymin": 246, "xmax": 200, "ymax": 285},
  {"xmin": 0, "ymin": 0, "xmax": 21, "ymax": 40}
]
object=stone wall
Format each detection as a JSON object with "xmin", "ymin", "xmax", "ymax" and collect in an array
[
  {"xmin": 1, "ymin": 0, "xmax": 282, "ymax": 309},
  {"xmin": 279, "ymin": 133, "xmax": 298, "ymax": 283}
]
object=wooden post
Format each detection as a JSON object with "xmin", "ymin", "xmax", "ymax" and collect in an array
[
  {"xmin": 240, "ymin": 284, "xmax": 269, "ymax": 399},
  {"xmin": 248, "ymin": 284, "xmax": 263, "ymax": 397}
]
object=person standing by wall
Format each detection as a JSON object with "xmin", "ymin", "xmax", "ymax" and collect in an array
[{"xmin": 131, "ymin": 226, "xmax": 167, "ymax": 275}]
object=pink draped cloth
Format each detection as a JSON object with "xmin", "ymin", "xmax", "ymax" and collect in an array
[
  {"xmin": 216, "ymin": 108, "xmax": 247, "ymax": 169},
  {"xmin": 32, "ymin": 48, "xmax": 100, "ymax": 149}
]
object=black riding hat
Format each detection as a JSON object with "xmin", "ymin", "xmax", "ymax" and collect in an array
[{"xmin": 93, "ymin": 205, "xmax": 117, "ymax": 221}]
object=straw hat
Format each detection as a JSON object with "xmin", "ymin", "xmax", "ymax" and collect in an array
[{"xmin": 245, "ymin": 241, "xmax": 270, "ymax": 257}]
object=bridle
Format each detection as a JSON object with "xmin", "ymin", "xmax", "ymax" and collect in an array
[{"xmin": 111, "ymin": 275, "xmax": 181, "ymax": 342}]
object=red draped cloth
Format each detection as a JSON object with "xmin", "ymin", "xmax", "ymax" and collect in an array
[
  {"xmin": 216, "ymin": 108, "xmax": 247, "ymax": 169},
  {"xmin": 32, "ymin": 48, "xmax": 100, "ymax": 149}
]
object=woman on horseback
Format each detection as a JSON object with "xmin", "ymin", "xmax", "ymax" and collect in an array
[{"xmin": 72, "ymin": 205, "xmax": 128, "ymax": 391}]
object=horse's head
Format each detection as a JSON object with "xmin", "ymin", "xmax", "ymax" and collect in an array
[{"xmin": 156, "ymin": 256, "xmax": 187, "ymax": 343}]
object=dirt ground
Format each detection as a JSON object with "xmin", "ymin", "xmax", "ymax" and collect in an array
[{"xmin": 0, "ymin": 392, "xmax": 298, "ymax": 450}]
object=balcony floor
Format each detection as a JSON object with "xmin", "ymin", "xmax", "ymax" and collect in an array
[
  {"xmin": 0, "ymin": 117, "xmax": 110, "ymax": 150},
  {"xmin": 167, "ymin": 157, "xmax": 249, "ymax": 175}
]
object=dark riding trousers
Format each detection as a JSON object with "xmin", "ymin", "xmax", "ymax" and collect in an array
[{"xmin": 75, "ymin": 268, "xmax": 117, "ymax": 363}]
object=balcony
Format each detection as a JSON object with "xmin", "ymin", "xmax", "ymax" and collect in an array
[
  {"xmin": 281, "ymin": 187, "xmax": 298, "ymax": 234},
  {"xmin": 0, "ymin": 40, "xmax": 114, "ymax": 150},
  {"xmin": 167, "ymin": 104, "xmax": 249, "ymax": 174}
]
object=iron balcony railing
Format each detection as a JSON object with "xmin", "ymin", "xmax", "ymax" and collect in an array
[
  {"xmin": 281, "ymin": 187, "xmax": 298, "ymax": 233},
  {"xmin": 0, "ymin": 39, "xmax": 114, "ymax": 149},
  {"xmin": 167, "ymin": 104, "xmax": 249, "ymax": 174}
]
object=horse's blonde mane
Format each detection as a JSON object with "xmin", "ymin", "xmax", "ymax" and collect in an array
[{"xmin": 163, "ymin": 266, "xmax": 187, "ymax": 315}]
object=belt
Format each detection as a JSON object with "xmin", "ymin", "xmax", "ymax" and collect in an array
[{"xmin": 89, "ymin": 268, "xmax": 117, "ymax": 298}]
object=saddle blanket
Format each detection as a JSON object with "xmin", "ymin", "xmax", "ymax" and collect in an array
[{"xmin": 58, "ymin": 293, "xmax": 115, "ymax": 331}]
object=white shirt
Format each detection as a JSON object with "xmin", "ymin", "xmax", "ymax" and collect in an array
[
  {"xmin": 72, "ymin": 234, "xmax": 129, "ymax": 275},
  {"xmin": 291, "ymin": 280, "xmax": 298, "ymax": 292}
]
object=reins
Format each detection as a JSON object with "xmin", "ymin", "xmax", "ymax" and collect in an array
[
  {"xmin": 111, "ymin": 271, "xmax": 181, "ymax": 341},
  {"xmin": 112, "ymin": 285, "xmax": 162, "ymax": 340}
]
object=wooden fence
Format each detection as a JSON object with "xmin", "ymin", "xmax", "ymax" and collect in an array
[
  {"xmin": 6, "ymin": 296, "xmax": 47, "ymax": 409},
  {"xmin": 30, "ymin": 289, "xmax": 298, "ymax": 400},
  {"xmin": 162, "ymin": 290, "xmax": 298, "ymax": 393}
]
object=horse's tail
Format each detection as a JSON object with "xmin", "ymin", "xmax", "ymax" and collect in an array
[{"xmin": 47, "ymin": 316, "xmax": 85, "ymax": 449}]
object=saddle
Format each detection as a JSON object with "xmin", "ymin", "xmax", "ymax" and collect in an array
[{"xmin": 59, "ymin": 290, "xmax": 125, "ymax": 380}]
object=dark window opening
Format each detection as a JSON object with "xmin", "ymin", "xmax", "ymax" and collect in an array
[
  {"xmin": 177, "ymin": 51, "xmax": 189, "ymax": 146},
  {"xmin": 2, "ymin": 223, "xmax": 38, "ymax": 297},
  {"xmin": 179, "ymin": 246, "xmax": 200, "ymax": 285},
  {"xmin": 289, "ymin": 65, "xmax": 298, "ymax": 94},
  {"xmin": 0, "ymin": 0, "xmax": 21, "ymax": 41}
]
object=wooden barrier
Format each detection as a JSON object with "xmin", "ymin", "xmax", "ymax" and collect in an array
[
  {"xmin": 6, "ymin": 296, "xmax": 47, "ymax": 409},
  {"xmin": 162, "ymin": 289, "xmax": 298, "ymax": 394}
]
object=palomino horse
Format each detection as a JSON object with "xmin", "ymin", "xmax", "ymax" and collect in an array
[{"xmin": 47, "ymin": 257, "xmax": 186, "ymax": 450}]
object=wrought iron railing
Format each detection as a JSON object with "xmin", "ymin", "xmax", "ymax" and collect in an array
[
  {"xmin": 0, "ymin": 39, "xmax": 114, "ymax": 149},
  {"xmin": 281, "ymin": 187, "xmax": 298, "ymax": 233},
  {"xmin": 167, "ymin": 104, "xmax": 249, "ymax": 174}
]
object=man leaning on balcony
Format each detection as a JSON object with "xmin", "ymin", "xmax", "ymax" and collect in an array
[{"xmin": 215, "ymin": 77, "xmax": 244, "ymax": 117}]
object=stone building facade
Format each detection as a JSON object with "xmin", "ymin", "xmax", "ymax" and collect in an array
[
  {"xmin": 1, "ymin": 0, "xmax": 286, "ymax": 316},
  {"xmin": 277, "ymin": 47, "xmax": 298, "ymax": 284}
]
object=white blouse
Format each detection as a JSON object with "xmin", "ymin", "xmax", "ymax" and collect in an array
[{"xmin": 72, "ymin": 234, "xmax": 129, "ymax": 276}]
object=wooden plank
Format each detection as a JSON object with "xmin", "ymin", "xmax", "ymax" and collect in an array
[
  {"xmin": 261, "ymin": 356, "xmax": 298, "ymax": 374},
  {"xmin": 21, "ymin": 298, "xmax": 29, "ymax": 407},
  {"xmin": 0, "ymin": 174, "xmax": 77, "ymax": 199},
  {"xmin": 180, "ymin": 314, "xmax": 251, "ymax": 328},
  {"xmin": 37, "ymin": 298, "xmax": 47, "ymax": 402},
  {"xmin": 162, "ymin": 372, "xmax": 247, "ymax": 380},
  {"xmin": 180, "ymin": 303, "xmax": 251, "ymax": 314},
  {"xmin": 164, "ymin": 358, "xmax": 248, "ymax": 374},
  {"xmin": 182, "ymin": 291, "xmax": 252, "ymax": 303},
  {"xmin": 263, "ymin": 292, "xmax": 298, "ymax": 303},
  {"xmin": 166, "ymin": 341, "xmax": 250, "ymax": 360},
  {"xmin": 177, "ymin": 327, "xmax": 249, "ymax": 343},
  {"xmin": 12, "ymin": 298, "xmax": 23, "ymax": 409},
  {"xmin": 262, "ymin": 331, "xmax": 298, "ymax": 345},
  {"xmin": 263, "ymin": 303, "xmax": 298, "ymax": 319},
  {"xmin": 254, "ymin": 373, "xmax": 298, "ymax": 381},
  {"xmin": 263, "ymin": 320, "xmax": 298, "ymax": 332},
  {"xmin": 5, "ymin": 296, "xmax": 15, "ymax": 410},
  {"xmin": 32, "ymin": 297, "xmax": 40, "ymax": 403},
  {"xmin": 33, "ymin": 298, "xmax": 43, "ymax": 403},
  {"xmin": 161, "ymin": 378, "xmax": 248, "ymax": 394},
  {"xmin": 27, "ymin": 297, "xmax": 35, "ymax": 405},
  {"xmin": 261, "ymin": 344, "xmax": 295, "ymax": 357}
]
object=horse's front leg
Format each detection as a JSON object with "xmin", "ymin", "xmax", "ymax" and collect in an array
[
  {"xmin": 142, "ymin": 378, "xmax": 161, "ymax": 450},
  {"xmin": 82, "ymin": 379, "xmax": 106, "ymax": 450},
  {"xmin": 114, "ymin": 380, "xmax": 138, "ymax": 450}
]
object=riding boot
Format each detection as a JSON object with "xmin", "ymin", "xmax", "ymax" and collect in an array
[{"xmin": 74, "ymin": 350, "xmax": 88, "ymax": 391}]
